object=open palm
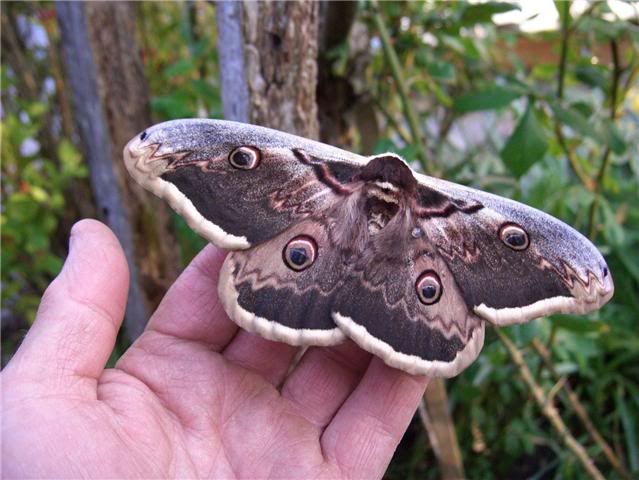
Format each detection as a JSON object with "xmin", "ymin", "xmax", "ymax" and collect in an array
[{"xmin": 2, "ymin": 220, "xmax": 428, "ymax": 479}]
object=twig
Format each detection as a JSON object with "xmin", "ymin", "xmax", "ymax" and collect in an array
[
  {"xmin": 554, "ymin": 1, "xmax": 594, "ymax": 190},
  {"xmin": 556, "ymin": 1, "xmax": 569, "ymax": 101},
  {"xmin": 531, "ymin": 339, "xmax": 632, "ymax": 479},
  {"xmin": 421, "ymin": 378, "xmax": 465, "ymax": 480},
  {"xmin": 547, "ymin": 376, "xmax": 567, "ymax": 404},
  {"xmin": 536, "ymin": 323, "xmax": 558, "ymax": 379},
  {"xmin": 495, "ymin": 328, "xmax": 605, "ymax": 480},
  {"xmin": 370, "ymin": 0, "xmax": 433, "ymax": 174},
  {"xmin": 373, "ymin": 96, "xmax": 413, "ymax": 146},
  {"xmin": 588, "ymin": 39, "xmax": 623, "ymax": 239}
]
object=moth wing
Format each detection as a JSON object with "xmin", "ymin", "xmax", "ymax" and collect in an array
[
  {"xmin": 331, "ymin": 233, "xmax": 485, "ymax": 378},
  {"xmin": 414, "ymin": 174, "xmax": 613, "ymax": 326},
  {"xmin": 218, "ymin": 218, "xmax": 348, "ymax": 346},
  {"xmin": 124, "ymin": 119, "xmax": 364, "ymax": 249}
]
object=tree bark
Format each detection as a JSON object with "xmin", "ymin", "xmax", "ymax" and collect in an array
[
  {"xmin": 216, "ymin": 0, "xmax": 249, "ymax": 123},
  {"xmin": 243, "ymin": 1, "xmax": 319, "ymax": 138},
  {"xmin": 317, "ymin": 2, "xmax": 378, "ymax": 153},
  {"xmin": 56, "ymin": 1, "xmax": 180, "ymax": 340}
]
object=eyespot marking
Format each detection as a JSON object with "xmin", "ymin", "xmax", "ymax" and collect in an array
[
  {"xmin": 499, "ymin": 223, "xmax": 529, "ymax": 251},
  {"xmin": 416, "ymin": 270, "xmax": 442, "ymax": 305},
  {"xmin": 283, "ymin": 235, "xmax": 317, "ymax": 271},
  {"xmin": 229, "ymin": 146, "xmax": 260, "ymax": 170}
]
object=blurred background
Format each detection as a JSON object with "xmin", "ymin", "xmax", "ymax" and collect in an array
[{"xmin": 1, "ymin": 1, "xmax": 638, "ymax": 478}]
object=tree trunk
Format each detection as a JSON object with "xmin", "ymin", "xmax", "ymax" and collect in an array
[
  {"xmin": 317, "ymin": 1, "xmax": 378, "ymax": 153},
  {"xmin": 217, "ymin": 0, "xmax": 319, "ymax": 138},
  {"xmin": 216, "ymin": 0, "xmax": 249, "ymax": 124},
  {"xmin": 56, "ymin": 2, "xmax": 180, "ymax": 340}
]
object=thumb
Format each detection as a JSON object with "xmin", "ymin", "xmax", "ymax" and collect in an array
[{"xmin": 6, "ymin": 219, "xmax": 130, "ymax": 391}]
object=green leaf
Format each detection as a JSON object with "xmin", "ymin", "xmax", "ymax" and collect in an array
[
  {"xmin": 548, "ymin": 314, "xmax": 609, "ymax": 334},
  {"xmin": 617, "ymin": 386, "xmax": 639, "ymax": 472},
  {"xmin": 25, "ymin": 102, "xmax": 48, "ymax": 119},
  {"xmin": 453, "ymin": 86, "xmax": 522, "ymax": 113},
  {"xmin": 600, "ymin": 197, "xmax": 626, "ymax": 246},
  {"xmin": 574, "ymin": 65, "xmax": 608, "ymax": 90},
  {"xmin": 164, "ymin": 58, "xmax": 195, "ymax": 78},
  {"xmin": 29, "ymin": 185, "xmax": 49, "ymax": 203},
  {"xmin": 191, "ymin": 79, "xmax": 218, "ymax": 102},
  {"xmin": 57, "ymin": 139, "xmax": 86, "ymax": 177},
  {"xmin": 38, "ymin": 254, "xmax": 63, "ymax": 276},
  {"xmin": 440, "ymin": 35, "xmax": 466, "ymax": 55},
  {"xmin": 615, "ymin": 246, "xmax": 639, "ymax": 284},
  {"xmin": 501, "ymin": 103, "xmax": 549, "ymax": 176},
  {"xmin": 578, "ymin": 17, "xmax": 629, "ymax": 40},
  {"xmin": 425, "ymin": 60, "xmax": 456, "ymax": 82},
  {"xmin": 602, "ymin": 122, "xmax": 627, "ymax": 155},
  {"xmin": 151, "ymin": 93, "xmax": 195, "ymax": 119},
  {"xmin": 570, "ymin": 101, "xmax": 594, "ymax": 118},
  {"xmin": 459, "ymin": 2, "xmax": 519, "ymax": 25},
  {"xmin": 550, "ymin": 102, "xmax": 607, "ymax": 144},
  {"xmin": 372, "ymin": 138, "xmax": 398, "ymax": 155}
]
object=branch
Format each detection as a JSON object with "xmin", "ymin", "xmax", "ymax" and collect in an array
[
  {"xmin": 369, "ymin": 0, "xmax": 433, "ymax": 173},
  {"xmin": 215, "ymin": 0, "xmax": 250, "ymax": 123},
  {"xmin": 56, "ymin": 1, "xmax": 150, "ymax": 340},
  {"xmin": 421, "ymin": 378, "xmax": 465, "ymax": 480},
  {"xmin": 588, "ymin": 39, "xmax": 623, "ymax": 239},
  {"xmin": 532, "ymin": 339, "xmax": 632, "ymax": 479},
  {"xmin": 495, "ymin": 328, "xmax": 605, "ymax": 480},
  {"xmin": 554, "ymin": 1, "xmax": 594, "ymax": 190},
  {"xmin": 373, "ymin": 96, "xmax": 413, "ymax": 146}
]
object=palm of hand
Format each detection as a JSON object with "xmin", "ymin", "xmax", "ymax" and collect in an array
[{"xmin": 2, "ymin": 221, "xmax": 427, "ymax": 479}]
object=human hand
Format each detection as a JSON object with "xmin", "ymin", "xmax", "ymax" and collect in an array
[{"xmin": 1, "ymin": 219, "xmax": 428, "ymax": 479}]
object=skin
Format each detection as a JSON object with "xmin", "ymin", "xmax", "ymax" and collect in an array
[{"xmin": 1, "ymin": 219, "xmax": 428, "ymax": 479}]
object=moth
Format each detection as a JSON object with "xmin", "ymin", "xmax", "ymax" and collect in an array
[{"xmin": 124, "ymin": 119, "xmax": 613, "ymax": 378}]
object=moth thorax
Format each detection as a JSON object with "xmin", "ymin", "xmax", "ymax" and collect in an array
[{"xmin": 365, "ymin": 182, "xmax": 400, "ymax": 235}]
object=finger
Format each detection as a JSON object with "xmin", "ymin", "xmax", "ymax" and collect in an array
[
  {"xmin": 145, "ymin": 244, "xmax": 238, "ymax": 351},
  {"xmin": 222, "ymin": 330, "xmax": 298, "ymax": 386},
  {"xmin": 7, "ymin": 219, "xmax": 129, "ymax": 389},
  {"xmin": 321, "ymin": 358, "xmax": 428, "ymax": 478},
  {"xmin": 280, "ymin": 341, "xmax": 371, "ymax": 428}
]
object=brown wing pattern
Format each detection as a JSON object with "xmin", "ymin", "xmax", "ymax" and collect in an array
[
  {"xmin": 332, "ymin": 233, "xmax": 485, "ymax": 377},
  {"xmin": 218, "ymin": 219, "xmax": 348, "ymax": 346},
  {"xmin": 160, "ymin": 148, "xmax": 359, "ymax": 246}
]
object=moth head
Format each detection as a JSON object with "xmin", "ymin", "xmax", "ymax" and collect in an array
[
  {"xmin": 359, "ymin": 154, "xmax": 418, "ymax": 234},
  {"xmin": 360, "ymin": 154, "xmax": 418, "ymax": 193}
]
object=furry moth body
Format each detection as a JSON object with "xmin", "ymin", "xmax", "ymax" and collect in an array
[{"xmin": 124, "ymin": 119, "xmax": 613, "ymax": 378}]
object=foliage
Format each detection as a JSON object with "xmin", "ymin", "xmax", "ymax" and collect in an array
[
  {"xmin": 1, "ymin": 103, "xmax": 86, "ymax": 330},
  {"xmin": 360, "ymin": 1, "xmax": 638, "ymax": 478},
  {"xmin": 1, "ymin": 4, "xmax": 88, "ymax": 364},
  {"xmin": 138, "ymin": 2, "xmax": 222, "ymax": 122}
]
